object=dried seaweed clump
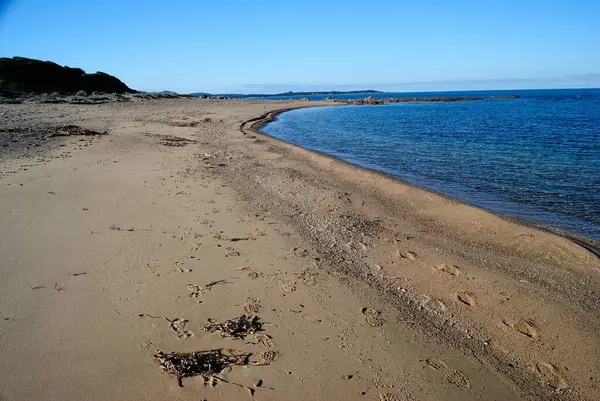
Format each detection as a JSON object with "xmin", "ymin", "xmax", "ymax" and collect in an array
[
  {"xmin": 50, "ymin": 125, "xmax": 104, "ymax": 137},
  {"xmin": 159, "ymin": 136, "xmax": 197, "ymax": 147},
  {"xmin": 154, "ymin": 349, "xmax": 251, "ymax": 387},
  {"xmin": 204, "ymin": 315, "xmax": 263, "ymax": 339}
]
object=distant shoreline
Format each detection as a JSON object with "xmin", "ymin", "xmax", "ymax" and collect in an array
[{"xmin": 190, "ymin": 89, "xmax": 384, "ymax": 98}]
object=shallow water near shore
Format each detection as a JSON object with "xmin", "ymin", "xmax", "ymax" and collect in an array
[{"xmin": 262, "ymin": 89, "xmax": 600, "ymax": 241}]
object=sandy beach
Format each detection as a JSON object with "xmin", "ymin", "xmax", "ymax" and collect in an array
[{"xmin": 1, "ymin": 98, "xmax": 599, "ymax": 400}]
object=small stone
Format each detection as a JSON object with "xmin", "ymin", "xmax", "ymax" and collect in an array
[
  {"xmin": 550, "ymin": 376, "xmax": 568, "ymax": 390},
  {"xmin": 398, "ymin": 249, "xmax": 417, "ymax": 261},
  {"xmin": 439, "ymin": 264, "xmax": 459, "ymax": 276},
  {"xmin": 504, "ymin": 319, "xmax": 538, "ymax": 338},
  {"xmin": 457, "ymin": 292, "xmax": 474, "ymax": 306}
]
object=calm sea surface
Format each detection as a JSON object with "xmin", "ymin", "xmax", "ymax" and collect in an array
[{"xmin": 261, "ymin": 89, "xmax": 600, "ymax": 241}]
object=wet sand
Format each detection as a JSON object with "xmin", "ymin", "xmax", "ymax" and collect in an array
[{"xmin": 1, "ymin": 99, "xmax": 599, "ymax": 400}]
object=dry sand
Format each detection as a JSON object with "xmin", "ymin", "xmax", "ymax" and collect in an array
[{"xmin": 0, "ymin": 99, "xmax": 599, "ymax": 400}]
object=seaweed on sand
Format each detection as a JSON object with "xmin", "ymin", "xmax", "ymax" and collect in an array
[
  {"xmin": 204, "ymin": 315, "xmax": 263, "ymax": 339},
  {"xmin": 154, "ymin": 349, "xmax": 251, "ymax": 387}
]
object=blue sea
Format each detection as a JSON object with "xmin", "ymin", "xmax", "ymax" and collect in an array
[{"xmin": 261, "ymin": 89, "xmax": 600, "ymax": 241}]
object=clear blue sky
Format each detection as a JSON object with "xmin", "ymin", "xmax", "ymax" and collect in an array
[{"xmin": 1, "ymin": 0, "xmax": 599, "ymax": 93}]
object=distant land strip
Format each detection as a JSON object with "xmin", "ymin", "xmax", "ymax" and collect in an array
[
  {"xmin": 189, "ymin": 90, "xmax": 384, "ymax": 98},
  {"xmin": 317, "ymin": 94, "xmax": 520, "ymax": 105}
]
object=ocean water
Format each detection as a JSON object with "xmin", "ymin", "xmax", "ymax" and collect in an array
[{"xmin": 261, "ymin": 89, "xmax": 600, "ymax": 241}]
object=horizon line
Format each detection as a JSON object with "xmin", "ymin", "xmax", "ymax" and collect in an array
[{"xmin": 174, "ymin": 86, "xmax": 600, "ymax": 96}]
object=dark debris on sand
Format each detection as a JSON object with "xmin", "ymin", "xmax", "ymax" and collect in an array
[
  {"xmin": 204, "ymin": 315, "xmax": 263, "ymax": 339},
  {"xmin": 144, "ymin": 133, "xmax": 198, "ymax": 147},
  {"xmin": 154, "ymin": 349, "xmax": 251, "ymax": 387},
  {"xmin": 1, "ymin": 124, "xmax": 106, "ymax": 159},
  {"xmin": 48, "ymin": 125, "xmax": 105, "ymax": 137}
]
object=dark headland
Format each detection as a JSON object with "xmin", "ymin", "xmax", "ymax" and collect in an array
[{"xmin": 0, "ymin": 56, "xmax": 133, "ymax": 96}]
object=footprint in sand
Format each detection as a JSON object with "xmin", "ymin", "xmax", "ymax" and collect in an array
[
  {"xmin": 397, "ymin": 249, "xmax": 418, "ymax": 261},
  {"xmin": 503, "ymin": 318, "xmax": 538, "ymax": 338},
  {"xmin": 425, "ymin": 358, "xmax": 448, "ymax": 370},
  {"xmin": 378, "ymin": 394, "xmax": 401, "ymax": 401},
  {"xmin": 372, "ymin": 377, "xmax": 394, "ymax": 389},
  {"xmin": 256, "ymin": 333, "xmax": 275, "ymax": 348},
  {"xmin": 437, "ymin": 263, "xmax": 460, "ymax": 276},
  {"xmin": 247, "ymin": 270, "xmax": 261, "ymax": 279},
  {"xmin": 378, "ymin": 393, "xmax": 415, "ymax": 401},
  {"xmin": 236, "ymin": 266, "xmax": 262, "ymax": 279},
  {"xmin": 293, "ymin": 247, "xmax": 309, "ymax": 258},
  {"xmin": 298, "ymin": 269, "xmax": 318, "ymax": 287},
  {"xmin": 169, "ymin": 318, "xmax": 192, "ymax": 338},
  {"xmin": 536, "ymin": 362, "xmax": 568, "ymax": 390},
  {"xmin": 366, "ymin": 315, "xmax": 385, "ymax": 326},
  {"xmin": 138, "ymin": 314, "xmax": 193, "ymax": 339},
  {"xmin": 173, "ymin": 261, "xmax": 193, "ymax": 273},
  {"xmin": 225, "ymin": 247, "xmax": 240, "ymax": 257},
  {"xmin": 421, "ymin": 358, "xmax": 470, "ymax": 390},
  {"xmin": 445, "ymin": 370, "xmax": 471, "ymax": 389},
  {"xmin": 281, "ymin": 281, "xmax": 297, "ymax": 293},
  {"xmin": 330, "ymin": 272, "xmax": 352, "ymax": 286},
  {"xmin": 256, "ymin": 350, "xmax": 279, "ymax": 364},
  {"xmin": 362, "ymin": 307, "xmax": 386, "ymax": 327},
  {"xmin": 432, "ymin": 299, "xmax": 447, "ymax": 312},
  {"xmin": 243, "ymin": 295, "xmax": 261, "ymax": 314},
  {"xmin": 187, "ymin": 284, "xmax": 203, "ymax": 302},
  {"xmin": 339, "ymin": 276, "xmax": 352, "ymax": 286},
  {"xmin": 244, "ymin": 302, "xmax": 261, "ymax": 315}
]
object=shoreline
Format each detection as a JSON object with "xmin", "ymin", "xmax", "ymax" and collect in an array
[
  {"xmin": 236, "ymin": 100, "xmax": 600, "ymax": 399},
  {"xmin": 245, "ymin": 105, "xmax": 600, "ymax": 256}
]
